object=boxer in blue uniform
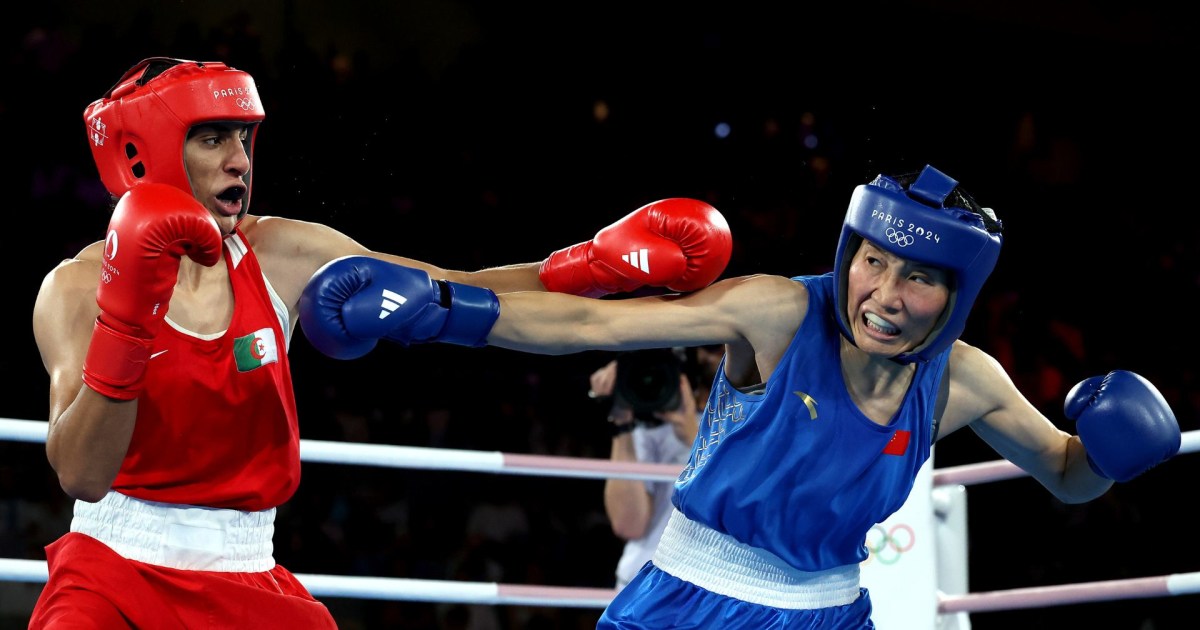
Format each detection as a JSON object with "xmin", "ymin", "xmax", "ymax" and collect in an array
[{"xmin": 300, "ymin": 165, "xmax": 1181, "ymax": 628}]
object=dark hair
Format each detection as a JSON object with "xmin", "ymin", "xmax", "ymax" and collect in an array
[
  {"xmin": 135, "ymin": 58, "xmax": 184, "ymax": 84},
  {"xmin": 99, "ymin": 57, "xmax": 186, "ymax": 100},
  {"xmin": 891, "ymin": 171, "xmax": 1003, "ymax": 235}
]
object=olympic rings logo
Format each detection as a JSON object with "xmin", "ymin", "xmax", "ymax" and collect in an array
[
  {"xmin": 236, "ymin": 97, "xmax": 256, "ymax": 111},
  {"xmin": 863, "ymin": 523, "xmax": 914, "ymax": 565},
  {"xmin": 885, "ymin": 228, "xmax": 914, "ymax": 248}
]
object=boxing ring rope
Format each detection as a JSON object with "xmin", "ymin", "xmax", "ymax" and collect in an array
[
  {"xmin": 2, "ymin": 416, "xmax": 1199, "ymax": 614},
  {"xmin": 938, "ymin": 572, "xmax": 1200, "ymax": 614},
  {"xmin": 0, "ymin": 557, "xmax": 616, "ymax": 608}
]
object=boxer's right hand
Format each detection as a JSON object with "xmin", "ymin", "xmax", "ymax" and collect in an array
[
  {"xmin": 83, "ymin": 183, "xmax": 222, "ymax": 400},
  {"xmin": 539, "ymin": 198, "xmax": 733, "ymax": 298},
  {"xmin": 299, "ymin": 256, "xmax": 500, "ymax": 360}
]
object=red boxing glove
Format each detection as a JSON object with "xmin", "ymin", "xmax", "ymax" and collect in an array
[
  {"xmin": 539, "ymin": 198, "xmax": 733, "ymax": 298},
  {"xmin": 83, "ymin": 183, "xmax": 222, "ymax": 400}
]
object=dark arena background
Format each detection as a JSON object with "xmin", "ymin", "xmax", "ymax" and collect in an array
[{"xmin": 2, "ymin": 1, "xmax": 1194, "ymax": 628}]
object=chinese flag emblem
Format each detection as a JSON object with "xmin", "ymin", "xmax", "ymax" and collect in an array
[{"xmin": 882, "ymin": 430, "xmax": 910, "ymax": 456}]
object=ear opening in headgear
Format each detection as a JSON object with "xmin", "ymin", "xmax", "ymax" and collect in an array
[{"xmin": 832, "ymin": 164, "xmax": 1003, "ymax": 363}]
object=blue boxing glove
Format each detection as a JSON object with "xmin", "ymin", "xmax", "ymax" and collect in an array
[
  {"xmin": 299, "ymin": 256, "xmax": 500, "ymax": 360},
  {"xmin": 1064, "ymin": 370, "xmax": 1180, "ymax": 482}
]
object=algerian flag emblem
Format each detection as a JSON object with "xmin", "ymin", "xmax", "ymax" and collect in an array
[{"xmin": 234, "ymin": 327, "xmax": 278, "ymax": 372}]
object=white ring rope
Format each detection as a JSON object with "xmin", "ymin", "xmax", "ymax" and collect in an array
[
  {"xmin": 0, "ymin": 417, "xmax": 682, "ymax": 482},
  {"xmin": 4, "ymin": 418, "xmax": 1197, "ymax": 486},
  {"xmin": 299, "ymin": 574, "xmax": 616, "ymax": 608},
  {"xmin": 1, "ymin": 555, "xmax": 1196, "ymax": 611},
  {"xmin": 3, "ymin": 416, "xmax": 1198, "ymax": 612},
  {"xmin": 0, "ymin": 557, "xmax": 615, "ymax": 608}
]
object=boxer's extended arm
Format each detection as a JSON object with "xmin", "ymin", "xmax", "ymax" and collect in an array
[
  {"xmin": 245, "ymin": 216, "xmax": 545, "ymax": 313},
  {"xmin": 251, "ymin": 198, "xmax": 732, "ymax": 317},
  {"xmin": 300, "ymin": 258, "xmax": 804, "ymax": 382},
  {"xmin": 947, "ymin": 345, "xmax": 1177, "ymax": 503},
  {"xmin": 489, "ymin": 274, "xmax": 805, "ymax": 362},
  {"xmin": 944, "ymin": 344, "xmax": 1101, "ymax": 503}
]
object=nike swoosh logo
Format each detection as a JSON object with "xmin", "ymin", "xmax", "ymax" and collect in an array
[{"xmin": 150, "ymin": 350, "xmax": 169, "ymax": 359}]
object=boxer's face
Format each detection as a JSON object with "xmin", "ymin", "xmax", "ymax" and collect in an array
[
  {"xmin": 183, "ymin": 122, "xmax": 253, "ymax": 235},
  {"xmin": 845, "ymin": 240, "xmax": 949, "ymax": 359}
]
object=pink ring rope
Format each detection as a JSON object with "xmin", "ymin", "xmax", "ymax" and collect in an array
[{"xmin": 938, "ymin": 572, "xmax": 1200, "ymax": 613}]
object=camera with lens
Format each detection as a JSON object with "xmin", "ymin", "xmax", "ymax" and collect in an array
[{"xmin": 613, "ymin": 348, "xmax": 684, "ymax": 428}]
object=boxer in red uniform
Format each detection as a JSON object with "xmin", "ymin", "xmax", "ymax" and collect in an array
[{"xmin": 29, "ymin": 57, "xmax": 732, "ymax": 628}]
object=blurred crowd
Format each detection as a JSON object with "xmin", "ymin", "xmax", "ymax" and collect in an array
[{"xmin": 3, "ymin": 5, "xmax": 1195, "ymax": 629}]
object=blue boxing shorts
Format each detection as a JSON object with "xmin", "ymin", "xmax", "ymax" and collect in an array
[{"xmin": 598, "ymin": 510, "xmax": 875, "ymax": 629}]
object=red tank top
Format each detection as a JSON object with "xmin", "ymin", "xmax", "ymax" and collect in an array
[{"xmin": 112, "ymin": 230, "xmax": 301, "ymax": 511}]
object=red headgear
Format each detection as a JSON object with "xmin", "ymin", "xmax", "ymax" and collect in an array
[{"xmin": 83, "ymin": 57, "xmax": 265, "ymax": 219}]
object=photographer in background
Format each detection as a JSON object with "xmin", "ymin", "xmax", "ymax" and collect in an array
[{"xmin": 589, "ymin": 346, "xmax": 722, "ymax": 590}]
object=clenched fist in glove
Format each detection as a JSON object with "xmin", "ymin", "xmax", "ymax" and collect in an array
[
  {"xmin": 83, "ymin": 183, "xmax": 223, "ymax": 400},
  {"xmin": 1064, "ymin": 370, "xmax": 1180, "ymax": 482},
  {"xmin": 299, "ymin": 256, "xmax": 500, "ymax": 360},
  {"xmin": 539, "ymin": 198, "xmax": 732, "ymax": 298}
]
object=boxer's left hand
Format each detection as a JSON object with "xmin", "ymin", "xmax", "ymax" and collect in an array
[
  {"xmin": 1065, "ymin": 370, "xmax": 1180, "ymax": 482},
  {"xmin": 299, "ymin": 256, "xmax": 499, "ymax": 360}
]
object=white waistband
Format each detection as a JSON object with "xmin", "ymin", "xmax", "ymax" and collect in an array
[
  {"xmin": 71, "ymin": 491, "xmax": 276, "ymax": 572},
  {"xmin": 652, "ymin": 509, "xmax": 860, "ymax": 609}
]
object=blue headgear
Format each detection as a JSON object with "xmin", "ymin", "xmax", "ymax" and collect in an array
[{"xmin": 833, "ymin": 165, "xmax": 1003, "ymax": 363}]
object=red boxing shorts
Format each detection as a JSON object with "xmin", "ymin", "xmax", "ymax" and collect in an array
[{"xmin": 28, "ymin": 533, "xmax": 337, "ymax": 629}]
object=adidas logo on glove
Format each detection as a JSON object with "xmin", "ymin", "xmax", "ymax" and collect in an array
[
  {"xmin": 623, "ymin": 248, "xmax": 650, "ymax": 274},
  {"xmin": 379, "ymin": 289, "xmax": 407, "ymax": 319}
]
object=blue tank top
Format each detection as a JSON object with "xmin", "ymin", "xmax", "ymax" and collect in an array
[{"xmin": 672, "ymin": 272, "xmax": 950, "ymax": 571}]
